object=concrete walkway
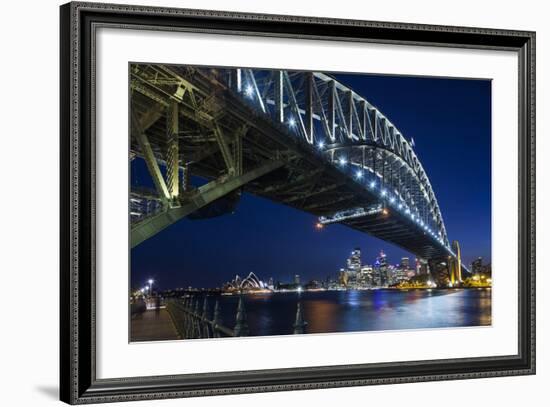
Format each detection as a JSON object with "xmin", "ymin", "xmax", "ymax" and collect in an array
[{"xmin": 130, "ymin": 309, "xmax": 179, "ymax": 342}]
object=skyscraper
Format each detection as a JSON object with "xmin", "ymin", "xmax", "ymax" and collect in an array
[
  {"xmin": 343, "ymin": 248, "xmax": 361, "ymax": 288},
  {"xmin": 347, "ymin": 248, "xmax": 362, "ymax": 273},
  {"xmin": 472, "ymin": 257, "xmax": 483, "ymax": 275},
  {"xmin": 416, "ymin": 258, "xmax": 428, "ymax": 275},
  {"xmin": 360, "ymin": 265, "xmax": 375, "ymax": 287},
  {"xmin": 395, "ymin": 257, "xmax": 410, "ymax": 283},
  {"xmin": 376, "ymin": 250, "xmax": 388, "ymax": 286}
]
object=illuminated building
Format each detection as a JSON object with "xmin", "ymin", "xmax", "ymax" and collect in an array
[
  {"xmin": 376, "ymin": 250, "xmax": 388, "ymax": 287},
  {"xmin": 386, "ymin": 265, "xmax": 398, "ymax": 285},
  {"xmin": 394, "ymin": 263, "xmax": 409, "ymax": 284},
  {"xmin": 359, "ymin": 265, "xmax": 375, "ymax": 287},
  {"xmin": 471, "ymin": 257, "xmax": 483, "ymax": 275},
  {"xmin": 415, "ymin": 258, "xmax": 429, "ymax": 275},
  {"xmin": 347, "ymin": 248, "xmax": 362, "ymax": 273},
  {"xmin": 224, "ymin": 272, "xmax": 268, "ymax": 292}
]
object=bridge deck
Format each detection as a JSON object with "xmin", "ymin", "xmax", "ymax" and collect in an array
[{"xmin": 130, "ymin": 309, "xmax": 179, "ymax": 342}]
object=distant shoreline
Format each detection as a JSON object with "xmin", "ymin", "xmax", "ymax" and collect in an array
[{"xmin": 157, "ymin": 286, "xmax": 492, "ymax": 297}]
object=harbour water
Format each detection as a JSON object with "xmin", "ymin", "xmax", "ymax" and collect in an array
[{"xmin": 212, "ymin": 288, "xmax": 491, "ymax": 336}]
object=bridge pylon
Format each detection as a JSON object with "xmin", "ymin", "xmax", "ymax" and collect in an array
[{"xmin": 448, "ymin": 240, "xmax": 462, "ymax": 286}]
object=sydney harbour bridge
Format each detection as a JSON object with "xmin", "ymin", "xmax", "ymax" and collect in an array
[{"xmin": 130, "ymin": 64, "xmax": 466, "ymax": 286}]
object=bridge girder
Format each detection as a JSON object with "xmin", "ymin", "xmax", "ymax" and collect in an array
[{"xmin": 131, "ymin": 159, "xmax": 284, "ymax": 247}]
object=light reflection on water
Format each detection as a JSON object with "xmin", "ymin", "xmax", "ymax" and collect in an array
[{"xmin": 213, "ymin": 288, "xmax": 491, "ymax": 337}]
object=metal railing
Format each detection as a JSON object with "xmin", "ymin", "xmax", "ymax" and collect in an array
[{"xmin": 166, "ymin": 295, "xmax": 307, "ymax": 339}]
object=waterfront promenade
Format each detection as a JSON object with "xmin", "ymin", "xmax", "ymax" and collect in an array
[{"xmin": 131, "ymin": 309, "xmax": 178, "ymax": 342}]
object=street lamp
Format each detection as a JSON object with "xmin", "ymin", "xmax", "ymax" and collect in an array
[{"xmin": 148, "ymin": 279, "xmax": 154, "ymax": 296}]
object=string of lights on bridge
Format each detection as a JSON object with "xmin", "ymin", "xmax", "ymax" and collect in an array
[{"xmin": 240, "ymin": 77, "xmax": 455, "ymax": 258}]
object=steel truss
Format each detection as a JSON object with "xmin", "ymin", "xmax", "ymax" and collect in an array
[{"xmin": 222, "ymin": 68, "xmax": 451, "ymax": 251}]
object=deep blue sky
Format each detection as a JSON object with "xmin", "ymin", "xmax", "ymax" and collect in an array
[{"xmin": 131, "ymin": 72, "xmax": 491, "ymax": 290}]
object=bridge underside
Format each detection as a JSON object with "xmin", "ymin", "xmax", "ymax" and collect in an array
[{"xmin": 130, "ymin": 64, "xmax": 452, "ymax": 262}]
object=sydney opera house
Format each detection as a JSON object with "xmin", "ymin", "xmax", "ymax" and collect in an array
[{"xmin": 223, "ymin": 272, "xmax": 270, "ymax": 293}]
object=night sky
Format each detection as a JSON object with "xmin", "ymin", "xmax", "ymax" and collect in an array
[{"xmin": 131, "ymin": 72, "xmax": 491, "ymax": 290}]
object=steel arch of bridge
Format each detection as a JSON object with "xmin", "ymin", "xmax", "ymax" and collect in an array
[
  {"xmin": 225, "ymin": 68, "xmax": 451, "ymax": 250},
  {"xmin": 129, "ymin": 64, "xmax": 459, "ymax": 263}
]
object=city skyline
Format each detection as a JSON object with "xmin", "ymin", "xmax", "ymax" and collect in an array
[
  {"xmin": 134, "ymin": 245, "xmax": 491, "ymax": 291},
  {"xmin": 131, "ymin": 71, "xmax": 491, "ymax": 291}
]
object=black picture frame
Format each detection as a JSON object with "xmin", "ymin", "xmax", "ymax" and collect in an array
[{"xmin": 60, "ymin": 2, "xmax": 536, "ymax": 404}]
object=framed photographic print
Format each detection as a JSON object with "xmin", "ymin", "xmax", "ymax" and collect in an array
[{"xmin": 60, "ymin": 2, "xmax": 536, "ymax": 404}]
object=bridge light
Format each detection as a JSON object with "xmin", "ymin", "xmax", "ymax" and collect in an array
[
  {"xmin": 318, "ymin": 141, "xmax": 325, "ymax": 149},
  {"xmin": 369, "ymin": 181, "xmax": 376, "ymax": 189},
  {"xmin": 288, "ymin": 117, "xmax": 296, "ymax": 128},
  {"xmin": 244, "ymin": 84, "xmax": 254, "ymax": 97},
  {"xmin": 381, "ymin": 189, "xmax": 387, "ymax": 197},
  {"xmin": 355, "ymin": 170, "xmax": 363, "ymax": 179},
  {"xmin": 390, "ymin": 197, "xmax": 395, "ymax": 204},
  {"xmin": 382, "ymin": 208, "xmax": 389, "ymax": 215},
  {"xmin": 405, "ymin": 208, "xmax": 410, "ymax": 214},
  {"xmin": 338, "ymin": 157, "xmax": 347, "ymax": 166},
  {"xmin": 398, "ymin": 203, "xmax": 403, "ymax": 209},
  {"xmin": 315, "ymin": 222, "xmax": 324, "ymax": 230}
]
